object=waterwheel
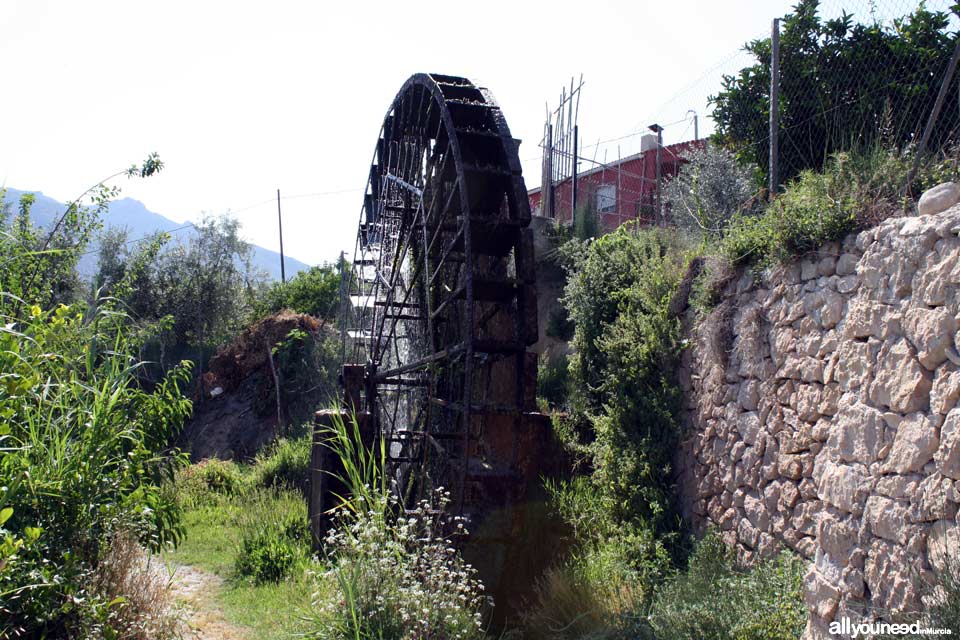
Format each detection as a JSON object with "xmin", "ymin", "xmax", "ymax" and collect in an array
[
  {"xmin": 341, "ymin": 73, "xmax": 539, "ymax": 515},
  {"xmin": 327, "ymin": 74, "xmax": 556, "ymax": 613}
]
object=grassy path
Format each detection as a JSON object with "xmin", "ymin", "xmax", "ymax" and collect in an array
[
  {"xmin": 169, "ymin": 564, "xmax": 249, "ymax": 640},
  {"xmin": 163, "ymin": 488, "xmax": 317, "ymax": 639}
]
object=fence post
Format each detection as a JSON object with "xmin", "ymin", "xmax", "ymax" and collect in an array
[
  {"xmin": 906, "ymin": 35, "xmax": 960, "ymax": 195},
  {"xmin": 769, "ymin": 18, "xmax": 780, "ymax": 197}
]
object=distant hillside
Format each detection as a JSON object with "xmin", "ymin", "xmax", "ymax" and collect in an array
[{"xmin": 1, "ymin": 188, "xmax": 309, "ymax": 281}]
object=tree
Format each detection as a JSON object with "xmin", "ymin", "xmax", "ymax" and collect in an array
[
  {"xmin": 711, "ymin": 0, "xmax": 959, "ymax": 186},
  {"xmin": 254, "ymin": 263, "xmax": 341, "ymax": 321},
  {"xmin": 663, "ymin": 144, "xmax": 760, "ymax": 238}
]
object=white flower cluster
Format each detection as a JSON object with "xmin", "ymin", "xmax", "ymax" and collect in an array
[{"xmin": 311, "ymin": 488, "xmax": 490, "ymax": 640}]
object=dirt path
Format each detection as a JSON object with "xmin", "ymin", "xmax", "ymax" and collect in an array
[{"xmin": 169, "ymin": 564, "xmax": 249, "ymax": 640}]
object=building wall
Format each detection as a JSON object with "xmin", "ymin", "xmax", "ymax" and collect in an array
[{"xmin": 529, "ymin": 140, "xmax": 702, "ymax": 233}]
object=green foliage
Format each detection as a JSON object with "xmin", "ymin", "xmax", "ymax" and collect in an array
[
  {"xmin": 271, "ymin": 327, "xmax": 340, "ymax": 431},
  {"xmin": 237, "ymin": 531, "xmax": 301, "ymax": 584},
  {"xmin": 177, "ymin": 458, "xmax": 246, "ymax": 506},
  {"xmin": 537, "ymin": 351, "xmax": 571, "ymax": 410},
  {"xmin": 255, "ymin": 263, "xmax": 341, "ymax": 320},
  {"xmin": 719, "ymin": 148, "xmax": 924, "ymax": 269},
  {"xmin": 231, "ymin": 485, "xmax": 308, "ymax": 584},
  {"xmin": 99, "ymin": 213, "xmax": 267, "ymax": 382},
  {"xmin": 648, "ymin": 531, "xmax": 807, "ymax": 640},
  {"xmin": 546, "ymin": 304, "xmax": 575, "ymax": 341},
  {"xmin": 563, "ymin": 225, "xmax": 689, "ymax": 544},
  {"xmin": 311, "ymin": 491, "xmax": 488, "ymax": 640},
  {"xmin": 308, "ymin": 412, "xmax": 488, "ymax": 640},
  {"xmin": 251, "ymin": 435, "xmax": 312, "ymax": 494},
  {"xmin": 0, "ymin": 302, "xmax": 191, "ymax": 637},
  {"xmin": 0, "ymin": 191, "xmax": 96, "ymax": 308},
  {"xmin": 712, "ymin": 0, "xmax": 959, "ymax": 186},
  {"xmin": 663, "ymin": 144, "xmax": 761, "ymax": 238}
]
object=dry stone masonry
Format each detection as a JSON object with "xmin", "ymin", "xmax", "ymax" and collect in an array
[{"xmin": 676, "ymin": 188, "xmax": 960, "ymax": 638}]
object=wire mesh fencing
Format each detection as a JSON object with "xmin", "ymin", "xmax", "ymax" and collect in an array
[{"xmin": 547, "ymin": 0, "xmax": 960, "ymax": 228}]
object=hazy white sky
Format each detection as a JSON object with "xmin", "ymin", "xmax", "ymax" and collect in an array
[{"xmin": 0, "ymin": 0, "xmax": 802, "ymax": 267}]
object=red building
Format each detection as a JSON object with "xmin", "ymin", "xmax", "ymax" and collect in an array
[{"xmin": 528, "ymin": 135, "xmax": 705, "ymax": 233}]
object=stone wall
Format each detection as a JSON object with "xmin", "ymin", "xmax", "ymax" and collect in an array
[{"xmin": 676, "ymin": 203, "xmax": 960, "ymax": 637}]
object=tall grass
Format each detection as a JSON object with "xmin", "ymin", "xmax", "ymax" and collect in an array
[
  {"xmin": 0, "ymin": 301, "xmax": 191, "ymax": 637},
  {"xmin": 307, "ymin": 410, "xmax": 489, "ymax": 640}
]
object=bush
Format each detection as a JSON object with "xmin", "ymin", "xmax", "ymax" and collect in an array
[
  {"xmin": 178, "ymin": 458, "xmax": 245, "ymax": 502},
  {"xmin": 235, "ymin": 489, "xmax": 309, "ymax": 584},
  {"xmin": 664, "ymin": 144, "xmax": 761, "ymax": 239},
  {"xmin": 254, "ymin": 264, "xmax": 341, "ymax": 320},
  {"xmin": 311, "ymin": 491, "xmax": 488, "ymax": 640},
  {"xmin": 562, "ymin": 225, "xmax": 689, "ymax": 547},
  {"xmin": 252, "ymin": 435, "xmax": 312, "ymax": 494},
  {"xmin": 237, "ymin": 530, "xmax": 301, "ymax": 584},
  {"xmin": 308, "ymin": 413, "xmax": 488, "ymax": 640},
  {"xmin": 537, "ymin": 351, "xmax": 571, "ymax": 410},
  {"xmin": 0, "ymin": 302, "xmax": 191, "ymax": 637},
  {"xmin": 91, "ymin": 531, "xmax": 183, "ymax": 640},
  {"xmin": 648, "ymin": 531, "xmax": 806, "ymax": 640},
  {"xmin": 720, "ymin": 147, "xmax": 935, "ymax": 270}
]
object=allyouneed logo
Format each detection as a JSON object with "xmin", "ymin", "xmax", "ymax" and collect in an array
[{"xmin": 829, "ymin": 617, "xmax": 954, "ymax": 637}]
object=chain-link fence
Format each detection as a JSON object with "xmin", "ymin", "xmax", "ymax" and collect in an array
[{"xmin": 541, "ymin": 0, "xmax": 960, "ymax": 227}]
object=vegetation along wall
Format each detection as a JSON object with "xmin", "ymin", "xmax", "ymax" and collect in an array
[{"xmin": 675, "ymin": 193, "xmax": 960, "ymax": 637}]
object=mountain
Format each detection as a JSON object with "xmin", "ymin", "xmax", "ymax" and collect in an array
[{"xmin": 1, "ymin": 188, "xmax": 309, "ymax": 281}]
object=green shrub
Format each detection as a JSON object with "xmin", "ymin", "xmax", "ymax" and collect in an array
[
  {"xmin": 234, "ymin": 488, "xmax": 309, "ymax": 584},
  {"xmin": 236, "ymin": 530, "xmax": 301, "ymax": 584},
  {"xmin": 181, "ymin": 458, "xmax": 245, "ymax": 497},
  {"xmin": 308, "ymin": 413, "xmax": 487, "ymax": 640},
  {"xmin": 648, "ymin": 531, "xmax": 806, "ymax": 640},
  {"xmin": 0, "ymin": 302, "xmax": 191, "ymax": 637},
  {"xmin": 537, "ymin": 351, "xmax": 571, "ymax": 410},
  {"xmin": 563, "ymin": 225, "xmax": 689, "ymax": 548},
  {"xmin": 311, "ymin": 491, "xmax": 488, "ymax": 640},
  {"xmin": 254, "ymin": 264, "xmax": 341, "ymax": 320},
  {"xmin": 252, "ymin": 435, "xmax": 312, "ymax": 494}
]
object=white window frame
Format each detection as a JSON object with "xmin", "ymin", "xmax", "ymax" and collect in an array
[{"xmin": 596, "ymin": 184, "xmax": 616, "ymax": 213}]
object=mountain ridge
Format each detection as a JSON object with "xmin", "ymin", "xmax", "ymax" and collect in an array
[{"xmin": 1, "ymin": 188, "xmax": 309, "ymax": 281}]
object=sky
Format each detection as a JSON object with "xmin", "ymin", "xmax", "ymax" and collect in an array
[{"xmin": 1, "ymin": 0, "xmax": 810, "ymax": 269}]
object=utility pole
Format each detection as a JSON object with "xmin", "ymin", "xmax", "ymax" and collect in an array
[
  {"xmin": 769, "ymin": 18, "xmax": 781, "ymax": 197},
  {"xmin": 277, "ymin": 188, "xmax": 286, "ymax": 283},
  {"xmin": 687, "ymin": 109, "xmax": 699, "ymax": 141},
  {"xmin": 648, "ymin": 123, "xmax": 664, "ymax": 225}
]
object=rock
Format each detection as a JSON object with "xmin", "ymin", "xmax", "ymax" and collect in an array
[
  {"xmin": 796, "ymin": 385, "xmax": 823, "ymax": 423},
  {"xmin": 804, "ymin": 566, "xmax": 841, "ymax": 621},
  {"xmin": 868, "ymin": 339, "xmax": 932, "ymax": 413},
  {"xmin": 827, "ymin": 401, "xmax": 885, "ymax": 464},
  {"xmin": 918, "ymin": 182, "xmax": 960, "ymax": 216},
  {"xmin": 864, "ymin": 495, "xmax": 911, "ymax": 543},
  {"xmin": 864, "ymin": 537, "xmax": 926, "ymax": 615},
  {"xmin": 902, "ymin": 307, "xmax": 957, "ymax": 371},
  {"xmin": 836, "ymin": 253, "xmax": 860, "ymax": 276},
  {"xmin": 834, "ymin": 340, "xmax": 873, "ymax": 391},
  {"xmin": 744, "ymin": 493, "xmax": 770, "ymax": 531},
  {"xmin": 884, "ymin": 412, "xmax": 939, "ymax": 473},
  {"xmin": 928, "ymin": 519, "xmax": 960, "ymax": 573},
  {"xmin": 911, "ymin": 474, "xmax": 959, "ymax": 521},
  {"xmin": 932, "ymin": 365, "xmax": 960, "ymax": 415},
  {"xmin": 936, "ymin": 409, "xmax": 960, "ymax": 479},
  {"xmin": 875, "ymin": 474, "xmax": 921, "ymax": 500},
  {"xmin": 737, "ymin": 411, "xmax": 761, "ymax": 446},
  {"xmin": 818, "ymin": 512, "xmax": 858, "ymax": 561},
  {"xmin": 804, "ymin": 289, "xmax": 844, "ymax": 329},
  {"xmin": 843, "ymin": 298, "xmax": 899, "ymax": 340},
  {"xmin": 817, "ymin": 461, "xmax": 871, "ymax": 515},
  {"xmin": 738, "ymin": 380, "xmax": 760, "ymax": 412}
]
